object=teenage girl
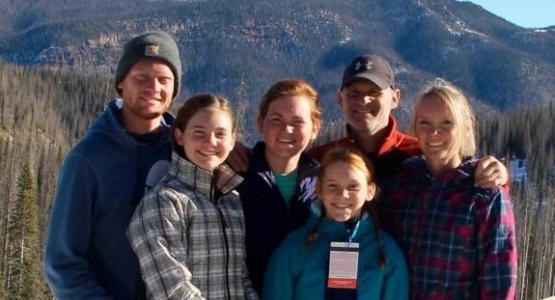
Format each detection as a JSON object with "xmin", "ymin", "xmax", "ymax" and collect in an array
[
  {"xmin": 128, "ymin": 94, "xmax": 258, "ymax": 300},
  {"xmin": 380, "ymin": 79, "xmax": 517, "ymax": 299},
  {"xmin": 263, "ymin": 147, "xmax": 408, "ymax": 300},
  {"xmin": 237, "ymin": 79, "xmax": 322, "ymax": 294}
]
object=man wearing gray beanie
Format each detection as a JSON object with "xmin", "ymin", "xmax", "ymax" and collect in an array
[{"xmin": 44, "ymin": 31, "xmax": 181, "ymax": 300}]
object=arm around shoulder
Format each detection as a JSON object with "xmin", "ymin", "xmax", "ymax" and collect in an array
[
  {"xmin": 476, "ymin": 188, "xmax": 517, "ymax": 300},
  {"xmin": 474, "ymin": 155, "xmax": 510, "ymax": 189}
]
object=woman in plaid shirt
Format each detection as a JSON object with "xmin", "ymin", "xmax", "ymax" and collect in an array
[
  {"xmin": 380, "ymin": 79, "xmax": 517, "ymax": 300},
  {"xmin": 128, "ymin": 94, "xmax": 258, "ymax": 300}
]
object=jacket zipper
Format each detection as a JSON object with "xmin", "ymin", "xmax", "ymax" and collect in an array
[
  {"xmin": 212, "ymin": 182, "xmax": 231, "ymax": 300},
  {"xmin": 216, "ymin": 208, "xmax": 231, "ymax": 300}
]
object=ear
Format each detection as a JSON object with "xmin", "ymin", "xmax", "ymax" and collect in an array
[
  {"xmin": 231, "ymin": 131, "xmax": 238, "ymax": 144},
  {"xmin": 465, "ymin": 120, "xmax": 473, "ymax": 136},
  {"xmin": 256, "ymin": 116, "xmax": 264, "ymax": 133},
  {"xmin": 315, "ymin": 178, "xmax": 323, "ymax": 199},
  {"xmin": 336, "ymin": 90, "xmax": 344, "ymax": 108},
  {"xmin": 366, "ymin": 183, "xmax": 377, "ymax": 202},
  {"xmin": 174, "ymin": 128, "xmax": 184, "ymax": 145},
  {"xmin": 310, "ymin": 120, "xmax": 321, "ymax": 142},
  {"xmin": 390, "ymin": 88, "xmax": 400, "ymax": 109}
]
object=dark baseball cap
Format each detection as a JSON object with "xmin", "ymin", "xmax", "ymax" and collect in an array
[{"xmin": 341, "ymin": 54, "xmax": 395, "ymax": 89}]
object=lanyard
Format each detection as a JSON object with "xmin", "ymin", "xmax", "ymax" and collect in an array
[
  {"xmin": 347, "ymin": 219, "xmax": 361, "ymax": 246},
  {"xmin": 328, "ymin": 220, "xmax": 361, "ymax": 294}
]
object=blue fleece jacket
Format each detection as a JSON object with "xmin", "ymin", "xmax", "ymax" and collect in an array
[
  {"xmin": 263, "ymin": 207, "xmax": 409, "ymax": 300},
  {"xmin": 43, "ymin": 99, "xmax": 173, "ymax": 300},
  {"xmin": 237, "ymin": 141, "xmax": 319, "ymax": 294}
]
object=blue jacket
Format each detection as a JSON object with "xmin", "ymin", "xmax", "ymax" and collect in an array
[
  {"xmin": 262, "ymin": 206, "xmax": 409, "ymax": 300},
  {"xmin": 237, "ymin": 141, "xmax": 319, "ymax": 294},
  {"xmin": 44, "ymin": 99, "xmax": 173, "ymax": 300}
]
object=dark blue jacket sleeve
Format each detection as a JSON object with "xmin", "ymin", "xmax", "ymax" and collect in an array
[{"xmin": 43, "ymin": 152, "xmax": 114, "ymax": 299}]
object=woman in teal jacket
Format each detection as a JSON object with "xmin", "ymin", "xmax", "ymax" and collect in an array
[{"xmin": 262, "ymin": 147, "xmax": 408, "ymax": 300}]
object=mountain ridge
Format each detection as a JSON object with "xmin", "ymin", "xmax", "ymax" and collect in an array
[{"xmin": 0, "ymin": 0, "xmax": 553, "ymax": 123}]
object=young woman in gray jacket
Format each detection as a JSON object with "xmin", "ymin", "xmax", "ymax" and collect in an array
[{"xmin": 128, "ymin": 94, "xmax": 258, "ymax": 300}]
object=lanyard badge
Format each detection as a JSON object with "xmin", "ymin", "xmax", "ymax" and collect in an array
[{"xmin": 327, "ymin": 241, "xmax": 359, "ymax": 289}]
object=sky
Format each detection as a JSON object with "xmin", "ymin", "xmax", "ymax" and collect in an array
[{"xmin": 461, "ymin": 0, "xmax": 555, "ymax": 28}]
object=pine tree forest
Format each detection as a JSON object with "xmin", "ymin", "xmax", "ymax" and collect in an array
[{"xmin": 0, "ymin": 61, "xmax": 553, "ymax": 299}]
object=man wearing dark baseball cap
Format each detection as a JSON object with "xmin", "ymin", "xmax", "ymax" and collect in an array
[
  {"xmin": 311, "ymin": 54, "xmax": 418, "ymax": 182},
  {"xmin": 311, "ymin": 53, "xmax": 508, "ymax": 185},
  {"xmin": 341, "ymin": 54, "xmax": 396, "ymax": 90},
  {"xmin": 44, "ymin": 31, "xmax": 181, "ymax": 299}
]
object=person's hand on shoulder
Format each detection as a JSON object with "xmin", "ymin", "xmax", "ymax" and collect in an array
[
  {"xmin": 474, "ymin": 155, "xmax": 509, "ymax": 189},
  {"xmin": 226, "ymin": 141, "xmax": 250, "ymax": 172}
]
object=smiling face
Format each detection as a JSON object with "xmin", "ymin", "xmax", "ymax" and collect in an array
[
  {"xmin": 257, "ymin": 95, "xmax": 319, "ymax": 167},
  {"xmin": 318, "ymin": 161, "xmax": 376, "ymax": 222},
  {"xmin": 414, "ymin": 93, "xmax": 464, "ymax": 175},
  {"xmin": 118, "ymin": 59, "xmax": 175, "ymax": 133},
  {"xmin": 338, "ymin": 79, "xmax": 399, "ymax": 135},
  {"xmin": 174, "ymin": 108, "xmax": 236, "ymax": 172}
]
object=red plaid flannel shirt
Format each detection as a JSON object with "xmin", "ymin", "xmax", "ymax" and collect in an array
[{"xmin": 380, "ymin": 158, "xmax": 517, "ymax": 300}]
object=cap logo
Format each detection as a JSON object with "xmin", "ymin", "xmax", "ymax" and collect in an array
[
  {"xmin": 145, "ymin": 45, "xmax": 160, "ymax": 56},
  {"xmin": 355, "ymin": 61, "xmax": 373, "ymax": 71}
]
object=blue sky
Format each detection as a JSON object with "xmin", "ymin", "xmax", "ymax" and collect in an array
[{"xmin": 461, "ymin": 0, "xmax": 555, "ymax": 28}]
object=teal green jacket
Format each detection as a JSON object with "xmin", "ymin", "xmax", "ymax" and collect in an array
[{"xmin": 262, "ymin": 209, "xmax": 408, "ymax": 300}]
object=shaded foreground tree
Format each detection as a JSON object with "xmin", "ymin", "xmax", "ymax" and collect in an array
[
  {"xmin": 0, "ymin": 268, "xmax": 4, "ymax": 300},
  {"xmin": 5, "ymin": 163, "xmax": 41, "ymax": 299}
]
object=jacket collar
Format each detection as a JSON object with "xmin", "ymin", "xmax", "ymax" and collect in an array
[
  {"xmin": 168, "ymin": 151, "xmax": 243, "ymax": 196},
  {"xmin": 345, "ymin": 115, "xmax": 403, "ymax": 156},
  {"xmin": 403, "ymin": 156, "xmax": 476, "ymax": 185},
  {"xmin": 90, "ymin": 98, "xmax": 174, "ymax": 150},
  {"xmin": 249, "ymin": 141, "xmax": 318, "ymax": 184},
  {"xmin": 307, "ymin": 202, "xmax": 374, "ymax": 239}
]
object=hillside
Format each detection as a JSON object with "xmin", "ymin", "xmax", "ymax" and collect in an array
[{"xmin": 0, "ymin": 0, "xmax": 553, "ymax": 127}]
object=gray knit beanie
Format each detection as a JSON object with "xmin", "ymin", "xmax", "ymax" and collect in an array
[{"xmin": 115, "ymin": 31, "xmax": 182, "ymax": 99}]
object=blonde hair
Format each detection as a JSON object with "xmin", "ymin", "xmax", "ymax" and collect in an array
[
  {"xmin": 411, "ymin": 78, "xmax": 476, "ymax": 157},
  {"xmin": 259, "ymin": 79, "xmax": 322, "ymax": 130}
]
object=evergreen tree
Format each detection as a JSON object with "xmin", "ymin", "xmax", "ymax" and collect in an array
[
  {"xmin": 0, "ymin": 266, "xmax": 5, "ymax": 300},
  {"xmin": 5, "ymin": 163, "xmax": 41, "ymax": 299}
]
